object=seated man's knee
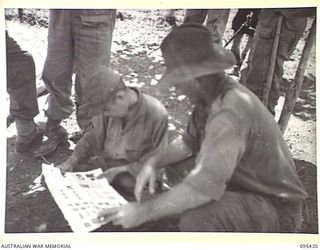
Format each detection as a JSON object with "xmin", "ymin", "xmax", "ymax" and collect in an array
[
  {"xmin": 111, "ymin": 172, "xmax": 136, "ymax": 201},
  {"xmin": 179, "ymin": 191, "xmax": 281, "ymax": 232},
  {"xmin": 112, "ymin": 172, "xmax": 135, "ymax": 191},
  {"xmin": 73, "ymin": 163, "xmax": 93, "ymax": 172},
  {"xmin": 179, "ymin": 206, "xmax": 221, "ymax": 232}
]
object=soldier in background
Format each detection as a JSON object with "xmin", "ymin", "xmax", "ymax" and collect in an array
[
  {"xmin": 229, "ymin": 9, "xmax": 261, "ymax": 76},
  {"xmin": 35, "ymin": 9, "xmax": 116, "ymax": 157},
  {"xmin": 165, "ymin": 9, "xmax": 177, "ymax": 27},
  {"xmin": 184, "ymin": 9, "xmax": 230, "ymax": 45},
  {"xmin": 241, "ymin": 8, "xmax": 315, "ymax": 115}
]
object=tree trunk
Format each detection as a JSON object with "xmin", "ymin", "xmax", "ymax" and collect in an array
[{"xmin": 262, "ymin": 15, "xmax": 283, "ymax": 106}]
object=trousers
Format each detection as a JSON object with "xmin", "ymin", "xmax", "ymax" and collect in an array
[
  {"xmin": 179, "ymin": 190, "xmax": 303, "ymax": 232},
  {"xmin": 6, "ymin": 31, "xmax": 39, "ymax": 121},
  {"xmin": 242, "ymin": 9, "xmax": 308, "ymax": 114},
  {"xmin": 164, "ymin": 156, "xmax": 303, "ymax": 232},
  {"xmin": 184, "ymin": 9, "xmax": 230, "ymax": 44},
  {"xmin": 42, "ymin": 9, "xmax": 116, "ymax": 129}
]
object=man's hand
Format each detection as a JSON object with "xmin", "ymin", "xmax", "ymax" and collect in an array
[
  {"xmin": 134, "ymin": 163, "xmax": 157, "ymax": 202},
  {"xmin": 96, "ymin": 166, "xmax": 128, "ymax": 183},
  {"xmin": 94, "ymin": 202, "xmax": 149, "ymax": 229},
  {"xmin": 55, "ymin": 155, "xmax": 79, "ymax": 174},
  {"xmin": 55, "ymin": 161, "xmax": 74, "ymax": 174}
]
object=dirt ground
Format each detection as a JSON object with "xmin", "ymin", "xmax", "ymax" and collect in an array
[{"xmin": 5, "ymin": 9, "xmax": 317, "ymax": 233}]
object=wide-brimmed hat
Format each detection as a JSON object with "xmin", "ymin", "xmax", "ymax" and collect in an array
[{"xmin": 159, "ymin": 23, "xmax": 236, "ymax": 85}]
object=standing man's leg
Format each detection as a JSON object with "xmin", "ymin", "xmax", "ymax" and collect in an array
[
  {"xmin": 241, "ymin": 9, "xmax": 307, "ymax": 115},
  {"xmin": 73, "ymin": 10, "xmax": 116, "ymax": 130},
  {"xmin": 35, "ymin": 10, "xmax": 73, "ymax": 156},
  {"xmin": 230, "ymin": 9, "xmax": 256, "ymax": 65},
  {"xmin": 184, "ymin": 9, "xmax": 229, "ymax": 45},
  {"xmin": 241, "ymin": 10, "xmax": 278, "ymax": 115},
  {"xmin": 165, "ymin": 9, "xmax": 177, "ymax": 27},
  {"xmin": 6, "ymin": 32, "xmax": 42, "ymax": 152},
  {"xmin": 42, "ymin": 10, "xmax": 74, "ymax": 124},
  {"xmin": 241, "ymin": 35, "xmax": 253, "ymax": 63},
  {"xmin": 241, "ymin": 8, "xmax": 261, "ymax": 63},
  {"xmin": 184, "ymin": 9, "xmax": 207, "ymax": 24},
  {"xmin": 268, "ymin": 12, "xmax": 307, "ymax": 113},
  {"xmin": 206, "ymin": 9, "xmax": 230, "ymax": 45},
  {"xmin": 230, "ymin": 32, "xmax": 243, "ymax": 66}
]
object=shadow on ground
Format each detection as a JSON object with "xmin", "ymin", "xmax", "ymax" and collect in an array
[{"xmin": 282, "ymin": 75, "xmax": 316, "ymax": 122}]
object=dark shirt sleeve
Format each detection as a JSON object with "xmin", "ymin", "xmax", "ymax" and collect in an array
[
  {"xmin": 183, "ymin": 105, "xmax": 207, "ymax": 153},
  {"xmin": 72, "ymin": 115, "xmax": 106, "ymax": 162},
  {"xmin": 183, "ymin": 109, "xmax": 248, "ymax": 201}
]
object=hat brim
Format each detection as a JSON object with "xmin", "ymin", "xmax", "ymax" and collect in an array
[
  {"xmin": 159, "ymin": 59, "xmax": 234, "ymax": 85},
  {"xmin": 159, "ymin": 43, "xmax": 236, "ymax": 85}
]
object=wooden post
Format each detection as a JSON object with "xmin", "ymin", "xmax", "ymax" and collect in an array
[
  {"xmin": 278, "ymin": 20, "xmax": 315, "ymax": 133},
  {"xmin": 262, "ymin": 15, "xmax": 283, "ymax": 106}
]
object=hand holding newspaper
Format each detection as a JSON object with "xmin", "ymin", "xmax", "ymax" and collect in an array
[{"xmin": 42, "ymin": 164, "xmax": 127, "ymax": 232}]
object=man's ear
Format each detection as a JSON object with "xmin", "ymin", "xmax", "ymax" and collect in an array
[{"xmin": 113, "ymin": 89, "xmax": 126, "ymax": 100}]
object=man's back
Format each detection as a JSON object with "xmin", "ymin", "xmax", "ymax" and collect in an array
[{"xmin": 210, "ymin": 78, "xmax": 307, "ymax": 202}]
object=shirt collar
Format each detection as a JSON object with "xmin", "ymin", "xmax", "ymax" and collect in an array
[{"xmin": 199, "ymin": 74, "xmax": 235, "ymax": 108}]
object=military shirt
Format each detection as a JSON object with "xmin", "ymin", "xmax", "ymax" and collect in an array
[
  {"xmin": 183, "ymin": 76, "xmax": 308, "ymax": 202},
  {"xmin": 73, "ymin": 89, "xmax": 168, "ymax": 177}
]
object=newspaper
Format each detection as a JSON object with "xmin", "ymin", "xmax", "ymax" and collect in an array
[{"xmin": 42, "ymin": 164, "xmax": 127, "ymax": 232}]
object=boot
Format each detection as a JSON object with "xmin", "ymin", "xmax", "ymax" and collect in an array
[
  {"xmin": 15, "ymin": 118, "xmax": 43, "ymax": 153},
  {"xmin": 34, "ymin": 119, "xmax": 68, "ymax": 157}
]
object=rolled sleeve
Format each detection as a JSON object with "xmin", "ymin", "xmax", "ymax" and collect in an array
[{"xmin": 183, "ymin": 109, "xmax": 247, "ymax": 201}]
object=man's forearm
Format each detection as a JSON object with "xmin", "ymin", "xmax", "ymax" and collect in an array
[
  {"xmin": 67, "ymin": 154, "xmax": 80, "ymax": 167},
  {"xmin": 146, "ymin": 137, "xmax": 193, "ymax": 168},
  {"xmin": 142, "ymin": 182, "xmax": 212, "ymax": 222}
]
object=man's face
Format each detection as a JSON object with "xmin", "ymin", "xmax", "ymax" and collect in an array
[
  {"xmin": 103, "ymin": 89, "xmax": 130, "ymax": 118},
  {"xmin": 175, "ymin": 79, "xmax": 203, "ymax": 105}
]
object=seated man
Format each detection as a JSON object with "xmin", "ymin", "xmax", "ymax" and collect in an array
[
  {"xmin": 96, "ymin": 24, "xmax": 307, "ymax": 232},
  {"xmin": 56, "ymin": 66, "xmax": 168, "ymax": 199}
]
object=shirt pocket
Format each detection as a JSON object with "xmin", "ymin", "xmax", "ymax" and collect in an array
[
  {"xmin": 79, "ymin": 14, "xmax": 114, "ymax": 57},
  {"xmin": 80, "ymin": 15, "xmax": 112, "ymax": 28}
]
